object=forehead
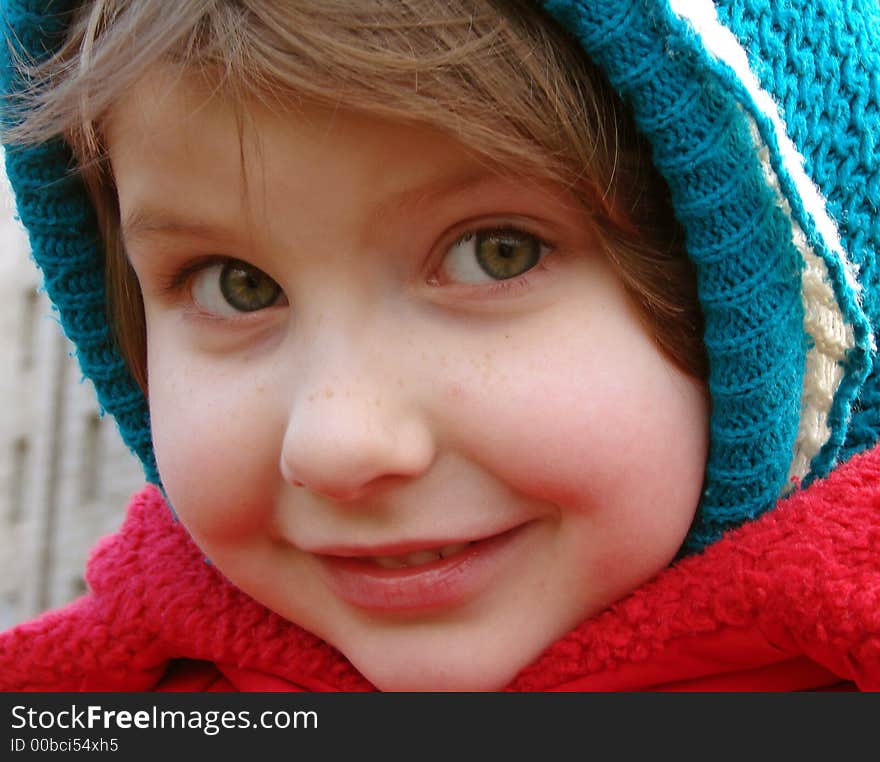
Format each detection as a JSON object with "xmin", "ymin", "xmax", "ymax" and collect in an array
[
  {"xmin": 105, "ymin": 65, "xmax": 586, "ymax": 260},
  {"xmin": 106, "ymin": 65, "xmax": 511, "ymax": 228},
  {"xmin": 104, "ymin": 65, "xmax": 458, "ymax": 171}
]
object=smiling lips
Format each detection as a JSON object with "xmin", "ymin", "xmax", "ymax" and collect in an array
[{"xmin": 315, "ymin": 525, "xmax": 528, "ymax": 612}]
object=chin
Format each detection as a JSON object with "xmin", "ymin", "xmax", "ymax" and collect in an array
[
  {"xmin": 346, "ymin": 641, "xmax": 532, "ymax": 692},
  {"xmin": 363, "ymin": 664, "xmax": 519, "ymax": 692}
]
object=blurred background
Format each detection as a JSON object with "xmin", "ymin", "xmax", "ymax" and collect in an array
[{"xmin": 0, "ymin": 152, "xmax": 143, "ymax": 630}]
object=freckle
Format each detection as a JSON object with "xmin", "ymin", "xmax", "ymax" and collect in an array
[
  {"xmin": 375, "ymin": 398, "xmax": 382, "ymax": 408},
  {"xmin": 323, "ymin": 387, "xmax": 334, "ymax": 399},
  {"xmin": 504, "ymin": 334, "xmax": 510, "ymax": 340},
  {"xmin": 317, "ymin": 313, "xmax": 324, "ymax": 325}
]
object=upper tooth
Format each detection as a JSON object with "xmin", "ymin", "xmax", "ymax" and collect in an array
[
  {"xmin": 373, "ymin": 556, "xmax": 410, "ymax": 569},
  {"xmin": 439, "ymin": 542, "xmax": 469, "ymax": 558},
  {"xmin": 368, "ymin": 542, "xmax": 472, "ymax": 568},
  {"xmin": 406, "ymin": 550, "xmax": 441, "ymax": 566},
  {"xmin": 372, "ymin": 551, "xmax": 439, "ymax": 568}
]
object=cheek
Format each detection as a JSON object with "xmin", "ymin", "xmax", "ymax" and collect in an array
[
  {"xmin": 437, "ymin": 308, "xmax": 709, "ymax": 522},
  {"xmin": 147, "ymin": 342, "xmax": 283, "ymax": 540},
  {"xmin": 450, "ymin": 325, "xmax": 708, "ymax": 613}
]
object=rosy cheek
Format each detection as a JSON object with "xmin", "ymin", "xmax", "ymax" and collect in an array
[
  {"xmin": 446, "ymin": 381, "xmax": 466, "ymax": 401},
  {"xmin": 438, "ymin": 378, "xmax": 590, "ymax": 509},
  {"xmin": 437, "ymin": 321, "xmax": 704, "ymax": 521},
  {"xmin": 148, "ymin": 360, "xmax": 280, "ymax": 541},
  {"xmin": 160, "ymin": 433, "xmax": 278, "ymax": 540}
]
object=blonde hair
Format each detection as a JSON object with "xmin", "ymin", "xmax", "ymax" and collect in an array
[{"xmin": 7, "ymin": 0, "xmax": 706, "ymax": 390}]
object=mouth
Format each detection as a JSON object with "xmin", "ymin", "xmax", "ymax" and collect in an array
[
  {"xmin": 315, "ymin": 524, "xmax": 531, "ymax": 612},
  {"xmin": 356, "ymin": 541, "xmax": 473, "ymax": 569}
]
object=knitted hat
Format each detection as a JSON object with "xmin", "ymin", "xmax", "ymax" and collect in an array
[{"xmin": 2, "ymin": 0, "xmax": 878, "ymax": 552}]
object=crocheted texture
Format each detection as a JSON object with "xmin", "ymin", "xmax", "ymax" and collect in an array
[
  {"xmin": 0, "ymin": 0, "xmax": 158, "ymax": 483},
  {"xmin": 543, "ymin": 0, "xmax": 878, "ymax": 549},
  {"xmin": 2, "ymin": 444, "xmax": 880, "ymax": 691},
  {"xmin": 713, "ymin": 0, "xmax": 880, "ymax": 467},
  {"xmin": 1, "ymin": 0, "xmax": 879, "ymax": 550}
]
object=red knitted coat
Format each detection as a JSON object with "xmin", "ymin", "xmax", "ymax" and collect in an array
[{"xmin": 3, "ymin": 445, "xmax": 880, "ymax": 692}]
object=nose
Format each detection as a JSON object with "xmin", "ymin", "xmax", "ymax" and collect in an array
[{"xmin": 279, "ymin": 372, "xmax": 436, "ymax": 502}]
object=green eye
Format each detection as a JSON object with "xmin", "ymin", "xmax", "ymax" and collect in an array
[
  {"xmin": 442, "ymin": 228, "xmax": 547, "ymax": 285},
  {"xmin": 219, "ymin": 261, "xmax": 282, "ymax": 312},
  {"xmin": 474, "ymin": 231, "xmax": 542, "ymax": 280}
]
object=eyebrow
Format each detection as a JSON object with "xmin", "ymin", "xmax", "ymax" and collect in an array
[
  {"xmin": 119, "ymin": 167, "xmax": 513, "ymax": 248},
  {"xmin": 119, "ymin": 208, "xmax": 234, "ymax": 247},
  {"xmin": 369, "ymin": 169, "xmax": 502, "ymax": 223}
]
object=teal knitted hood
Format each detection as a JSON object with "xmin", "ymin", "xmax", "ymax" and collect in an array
[{"xmin": 2, "ymin": 0, "xmax": 879, "ymax": 552}]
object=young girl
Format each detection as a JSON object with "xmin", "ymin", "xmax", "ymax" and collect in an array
[{"xmin": 1, "ymin": 0, "xmax": 878, "ymax": 691}]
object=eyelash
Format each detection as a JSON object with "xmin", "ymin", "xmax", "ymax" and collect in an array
[
  {"xmin": 158, "ymin": 224, "xmax": 555, "ymax": 316},
  {"xmin": 159, "ymin": 254, "xmax": 227, "ymax": 298},
  {"xmin": 482, "ymin": 268, "xmax": 548, "ymax": 297}
]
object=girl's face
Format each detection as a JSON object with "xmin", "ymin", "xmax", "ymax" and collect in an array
[{"xmin": 108, "ymin": 68, "xmax": 709, "ymax": 691}]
